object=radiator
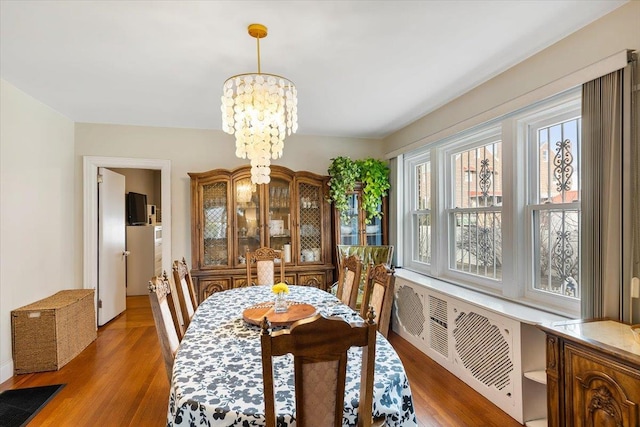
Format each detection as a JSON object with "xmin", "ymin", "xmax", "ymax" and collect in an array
[{"xmin": 392, "ymin": 277, "xmax": 526, "ymax": 423}]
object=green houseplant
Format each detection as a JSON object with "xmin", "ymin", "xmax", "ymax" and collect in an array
[
  {"xmin": 357, "ymin": 158, "xmax": 390, "ymax": 224},
  {"xmin": 327, "ymin": 157, "xmax": 390, "ymax": 224},
  {"xmin": 327, "ymin": 156, "xmax": 360, "ymax": 222}
]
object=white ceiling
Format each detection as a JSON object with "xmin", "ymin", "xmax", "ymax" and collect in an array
[{"xmin": 0, "ymin": 1, "xmax": 627, "ymax": 139}]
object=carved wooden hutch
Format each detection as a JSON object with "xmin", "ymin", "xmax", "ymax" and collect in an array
[
  {"xmin": 189, "ymin": 166, "xmax": 334, "ymax": 303},
  {"xmin": 539, "ymin": 319, "xmax": 640, "ymax": 427}
]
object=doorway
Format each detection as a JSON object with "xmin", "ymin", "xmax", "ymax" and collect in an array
[{"xmin": 83, "ymin": 156, "xmax": 172, "ymax": 324}]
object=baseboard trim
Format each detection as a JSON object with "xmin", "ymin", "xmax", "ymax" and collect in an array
[{"xmin": 1, "ymin": 359, "xmax": 14, "ymax": 383}]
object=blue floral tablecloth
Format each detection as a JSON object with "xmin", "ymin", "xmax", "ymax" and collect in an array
[{"xmin": 167, "ymin": 285, "xmax": 417, "ymax": 426}]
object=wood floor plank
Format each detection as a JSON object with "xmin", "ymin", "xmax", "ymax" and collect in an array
[
  {"xmin": 387, "ymin": 332, "xmax": 523, "ymax": 427},
  {"xmin": 1, "ymin": 296, "xmax": 524, "ymax": 426}
]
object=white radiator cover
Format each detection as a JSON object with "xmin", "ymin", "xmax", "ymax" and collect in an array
[{"xmin": 392, "ymin": 277, "xmax": 525, "ymax": 423}]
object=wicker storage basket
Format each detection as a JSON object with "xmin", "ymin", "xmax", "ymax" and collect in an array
[{"xmin": 11, "ymin": 289, "xmax": 97, "ymax": 374}]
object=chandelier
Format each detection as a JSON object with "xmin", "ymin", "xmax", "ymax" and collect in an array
[{"xmin": 221, "ymin": 23, "xmax": 298, "ymax": 185}]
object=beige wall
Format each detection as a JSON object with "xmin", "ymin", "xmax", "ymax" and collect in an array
[
  {"xmin": 382, "ymin": 1, "xmax": 640, "ymax": 320},
  {"xmin": 0, "ymin": 79, "xmax": 75, "ymax": 381},
  {"xmin": 74, "ymin": 123, "xmax": 382, "ymax": 286},
  {"xmin": 383, "ymin": 1, "xmax": 640, "ymax": 156}
]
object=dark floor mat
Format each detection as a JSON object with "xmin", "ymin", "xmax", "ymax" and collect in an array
[{"xmin": 0, "ymin": 384, "xmax": 65, "ymax": 427}]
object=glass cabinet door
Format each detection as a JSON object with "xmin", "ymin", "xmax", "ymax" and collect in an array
[
  {"xmin": 234, "ymin": 178, "xmax": 261, "ymax": 265},
  {"xmin": 267, "ymin": 177, "xmax": 292, "ymax": 260},
  {"xmin": 339, "ymin": 193, "xmax": 361, "ymax": 245},
  {"xmin": 365, "ymin": 202, "xmax": 384, "ymax": 245},
  {"xmin": 298, "ymin": 181, "xmax": 323, "ymax": 263},
  {"xmin": 336, "ymin": 191, "xmax": 386, "ymax": 246},
  {"xmin": 202, "ymin": 181, "xmax": 229, "ymax": 267}
]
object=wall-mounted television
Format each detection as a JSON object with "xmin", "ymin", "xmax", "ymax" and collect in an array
[{"xmin": 127, "ymin": 192, "xmax": 148, "ymax": 225}]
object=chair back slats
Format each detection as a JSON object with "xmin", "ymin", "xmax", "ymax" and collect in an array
[
  {"xmin": 165, "ymin": 277, "xmax": 185, "ymax": 339},
  {"xmin": 261, "ymin": 311, "xmax": 377, "ymax": 427},
  {"xmin": 148, "ymin": 275, "xmax": 181, "ymax": 381},
  {"xmin": 172, "ymin": 258, "xmax": 197, "ymax": 329},
  {"xmin": 336, "ymin": 255, "xmax": 363, "ymax": 309},
  {"xmin": 182, "ymin": 257, "xmax": 198, "ymax": 307},
  {"xmin": 246, "ymin": 247, "xmax": 285, "ymax": 286},
  {"xmin": 336, "ymin": 245, "xmax": 393, "ymax": 310},
  {"xmin": 361, "ymin": 263, "xmax": 396, "ymax": 338}
]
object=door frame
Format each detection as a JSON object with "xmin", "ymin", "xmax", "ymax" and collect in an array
[{"xmin": 83, "ymin": 156, "xmax": 172, "ymax": 319}]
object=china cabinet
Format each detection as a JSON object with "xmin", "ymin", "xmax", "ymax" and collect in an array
[
  {"xmin": 189, "ymin": 166, "xmax": 334, "ymax": 302},
  {"xmin": 538, "ymin": 319, "xmax": 640, "ymax": 427},
  {"xmin": 333, "ymin": 183, "xmax": 388, "ymax": 248}
]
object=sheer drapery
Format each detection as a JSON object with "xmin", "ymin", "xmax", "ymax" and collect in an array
[
  {"xmin": 581, "ymin": 69, "xmax": 623, "ymax": 320},
  {"xmin": 581, "ymin": 53, "xmax": 638, "ymax": 321},
  {"xmin": 629, "ymin": 54, "xmax": 639, "ymax": 323}
]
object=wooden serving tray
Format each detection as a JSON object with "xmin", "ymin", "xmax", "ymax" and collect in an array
[{"xmin": 242, "ymin": 301, "xmax": 316, "ymax": 327}]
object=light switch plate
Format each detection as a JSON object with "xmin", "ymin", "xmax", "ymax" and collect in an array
[{"xmin": 631, "ymin": 277, "xmax": 640, "ymax": 299}]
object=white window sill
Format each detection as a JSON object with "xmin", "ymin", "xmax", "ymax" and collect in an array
[{"xmin": 394, "ymin": 268, "xmax": 572, "ymax": 325}]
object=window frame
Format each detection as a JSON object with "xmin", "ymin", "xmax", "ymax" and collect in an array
[
  {"xmin": 404, "ymin": 151, "xmax": 434, "ymax": 274},
  {"xmin": 402, "ymin": 88, "xmax": 582, "ymax": 317},
  {"xmin": 519, "ymin": 93, "xmax": 582, "ymax": 315},
  {"xmin": 442, "ymin": 126, "xmax": 503, "ymax": 291}
]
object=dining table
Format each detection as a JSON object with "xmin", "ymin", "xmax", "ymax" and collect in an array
[{"xmin": 167, "ymin": 285, "xmax": 417, "ymax": 426}]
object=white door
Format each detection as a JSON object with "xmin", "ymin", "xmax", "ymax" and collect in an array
[{"xmin": 98, "ymin": 167, "xmax": 127, "ymax": 326}]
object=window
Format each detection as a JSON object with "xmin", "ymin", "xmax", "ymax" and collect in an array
[
  {"xmin": 447, "ymin": 131, "xmax": 502, "ymax": 282},
  {"xmin": 403, "ymin": 89, "xmax": 581, "ymax": 316},
  {"xmin": 525, "ymin": 105, "xmax": 581, "ymax": 309},
  {"xmin": 406, "ymin": 156, "xmax": 432, "ymax": 268}
]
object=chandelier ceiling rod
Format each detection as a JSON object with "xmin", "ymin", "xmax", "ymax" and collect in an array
[{"xmin": 248, "ymin": 23, "xmax": 266, "ymax": 74}]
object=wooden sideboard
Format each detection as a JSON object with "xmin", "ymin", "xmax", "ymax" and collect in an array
[{"xmin": 538, "ymin": 319, "xmax": 640, "ymax": 427}]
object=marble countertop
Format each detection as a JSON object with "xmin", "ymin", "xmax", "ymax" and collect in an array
[{"xmin": 539, "ymin": 319, "xmax": 640, "ymax": 365}]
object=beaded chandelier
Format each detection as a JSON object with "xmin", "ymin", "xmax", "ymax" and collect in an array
[{"xmin": 221, "ymin": 23, "xmax": 298, "ymax": 185}]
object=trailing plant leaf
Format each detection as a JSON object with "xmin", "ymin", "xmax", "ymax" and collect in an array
[
  {"xmin": 327, "ymin": 156, "xmax": 390, "ymax": 225},
  {"xmin": 327, "ymin": 157, "xmax": 360, "ymax": 222},
  {"xmin": 357, "ymin": 158, "xmax": 390, "ymax": 224}
]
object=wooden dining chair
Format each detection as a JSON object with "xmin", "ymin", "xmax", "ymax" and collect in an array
[
  {"xmin": 172, "ymin": 258, "xmax": 197, "ymax": 329},
  {"xmin": 164, "ymin": 272, "xmax": 186, "ymax": 339},
  {"xmin": 335, "ymin": 254, "xmax": 363, "ymax": 310},
  {"xmin": 260, "ymin": 308, "xmax": 377, "ymax": 427},
  {"xmin": 360, "ymin": 263, "xmax": 396, "ymax": 338},
  {"xmin": 336, "ymin": 245, "xmax": 394, "ymax": 309},
  {"xmin": 246, "ymin": 247, "xmax": 285, "ymax": 286},
  {"xmin": 148, "ymin": 275, "xmax": 181, "ymax": 381}
]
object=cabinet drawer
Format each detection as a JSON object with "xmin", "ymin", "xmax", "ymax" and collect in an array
[
  {"xmin": 233, "ymin": 277, "xmax": 251, "ymax": 289},
  {"xmin": 198, "ymin": 279, "xmax": 231, "ymax": 303},
  {"xmin": 297, "ymin": 273, "xmax": 326, "ymax": 290}
]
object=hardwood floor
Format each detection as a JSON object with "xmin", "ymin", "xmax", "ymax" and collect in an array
[
  {"xmin": 387, "ymin": 334, "xmax": 522, "ymax": 427},
  {"xmin": 1, "ymin": 296, "xmax": 523, "ymax": 426}
]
